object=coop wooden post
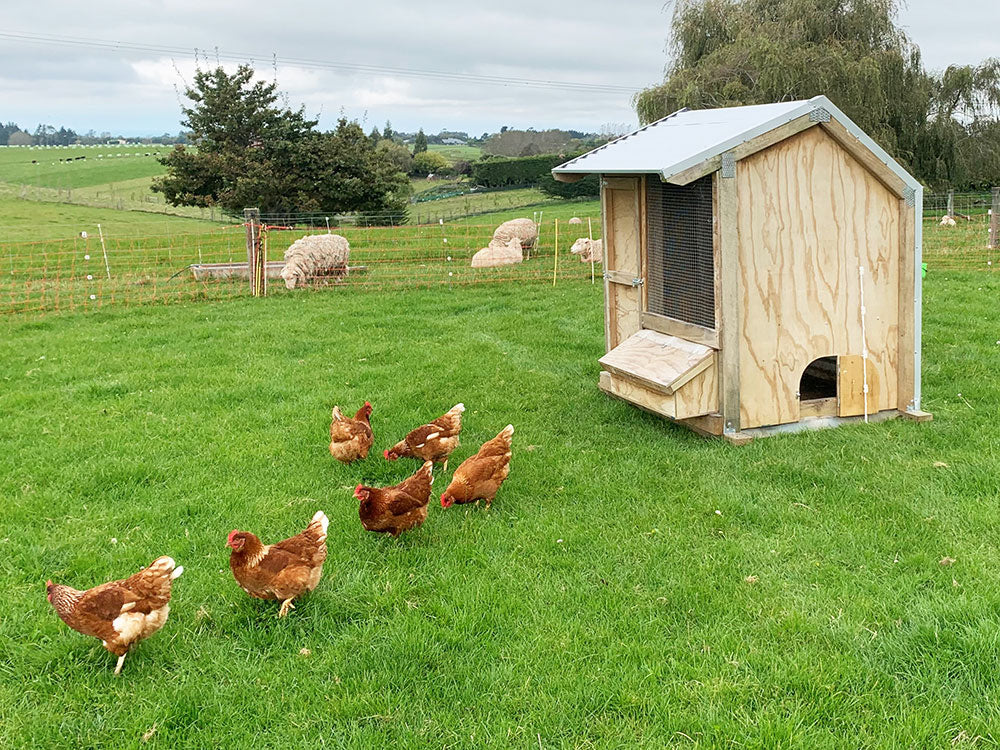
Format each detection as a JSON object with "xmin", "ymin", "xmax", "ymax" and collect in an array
[
  {"xmin": 718, "ymin": 160, "xmax": 741, "ymax": 435},
  {"xmin": 946, "ymin": 189, "xmax": 954, "ymax": 218},
  {"xmin": 990, "ymin": 187, "xmax": 999, "ymax": 250},
  {"xmin": 244, "ymin": 207, "xmax": 261, "ymax": 297}
]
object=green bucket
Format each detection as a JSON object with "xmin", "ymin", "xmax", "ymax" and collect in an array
[{"xmin": 921, "ymin": 262, "xmax": 927, "ymax": 279}]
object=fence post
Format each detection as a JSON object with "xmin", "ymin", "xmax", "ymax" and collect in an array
[
  {"xmin": 244, "ymin": 207, "xmax": 263, "ymax": 296},
  {"xmin": 946, "ymin": 190, "xmax": 954, "ymax": 218},
  {"xmin": 990, "ymin": 187, "xmax": 999, "ymax": 251}
]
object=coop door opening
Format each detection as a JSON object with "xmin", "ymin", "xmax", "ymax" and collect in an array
[{"xmin": 800, "ymin": 356, "xmax": 838, "ymax": 411}]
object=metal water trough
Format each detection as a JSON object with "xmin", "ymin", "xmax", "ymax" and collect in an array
[{"xmin": 189, "ymin": 261, "xmax": 367, "ymax": 282}]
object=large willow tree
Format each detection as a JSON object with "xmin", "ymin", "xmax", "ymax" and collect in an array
[{"xmin": 634, "ymin": 0, "xmax": 999, "ymax": 188}]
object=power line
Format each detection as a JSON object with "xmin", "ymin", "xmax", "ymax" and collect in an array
[{"xmin": 0, "ymin": 30, "xmax": 641, "ymax": 96}]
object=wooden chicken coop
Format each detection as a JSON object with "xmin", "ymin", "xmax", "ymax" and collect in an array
[{"xmin": 553, "ymin": 96, "xmax": 932, "ymax": 442}]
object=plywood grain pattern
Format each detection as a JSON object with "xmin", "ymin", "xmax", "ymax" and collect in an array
[
  {"xmin": 598, "ymin": 364, "xmax": 717, "ymax": 421},
  {"xmin": 736, "ymin": 126, "xmax": 900, "ymax": 429},
  {"xmin": 673, "ymin": 357, "xmax": 719, "ymax": 419},
  {"xmin": 838, "ymin": 354, "xmax": 880, "ymax": 417},
  {"xmin": 599, "ymin": 329, "xmax": 713, "ymax": 394},
  {"xmin": 599, "ymin": 370, "xmax": 676, "ymax": 419},
  {"xmin": 605, "ymin": 180, "xmax": 642, "ymax": 349}
]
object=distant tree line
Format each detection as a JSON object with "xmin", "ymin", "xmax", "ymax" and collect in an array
[
  {"xmin": 634, "ymin": 0, "xmax": 1000, "ymax": 191},
  {"xmin": 0, "ymin": 119, "xmax": 188, "ymax": 147}
]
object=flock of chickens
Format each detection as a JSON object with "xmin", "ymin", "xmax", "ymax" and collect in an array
[{"xmin": 45, "ymin": 402, "xmax": 514, "ymax": 674}]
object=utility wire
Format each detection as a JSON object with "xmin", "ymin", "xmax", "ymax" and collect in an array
[{"xmin": 0, "ymin": 30, "xmax": 641, "ymax": 95}]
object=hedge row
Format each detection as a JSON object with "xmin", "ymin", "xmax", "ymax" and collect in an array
[{"xmin": 469, "ymin": 153, "xmax": 600, "ymax": 198}]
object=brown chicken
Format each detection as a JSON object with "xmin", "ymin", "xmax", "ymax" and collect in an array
[
  {"xmin": 440, "ymin": 424, "xmax": 514, "ymax": 509},
  {"xmin": 384, "ymin": 403, "xmax": 465, "ymax": 470},
  {"xmin": 227, "ymin": 511, "xmax": 328, "ymax": 617},
  {"xmin": 355, "ymin": 461, "xmax": 434, "ymax": 537},
  {"xmin": 46, "ymin": 556, "xmax": 183, "ymax": 674},
  {"xmin": 329, "ymin": 401, "xmax": 374, "ymax": 464}
]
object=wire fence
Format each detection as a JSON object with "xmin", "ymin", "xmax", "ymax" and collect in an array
[
  {"xmin": 2, "ymin": 198, "xmax": 996, "ymax": 321},
  {"xmin": 1, "ymin": 218, "xmax": 603, "ymax": 319}
]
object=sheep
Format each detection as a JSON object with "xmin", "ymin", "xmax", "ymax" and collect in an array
[
  {"xmin": 471, "ymin": 237, "xmax": 523, "ymax": 268},
  {"xmin": 568, "ymin": 217, "xmax": 583, "ymax": 225},
  {"xmin": 492, "ymin": 218, "xmax": 538, "ymax": 251},
  {"xmin": 570, "ymin": 237, "xmax": 603, "ymax": 264},
  {"xmin": 940, "ymin": 215, "xmax": 957, "ymax": 227},
  {"xmin": 280, "ymin": 234, "xmax": 350, "ymax": 290}
]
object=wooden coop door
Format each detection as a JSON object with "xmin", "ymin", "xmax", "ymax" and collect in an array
[
  {"xmin": 602, "ymin": 177, "xmax": 643, "ymax": 351},
  {"xmin": 838, "ymin": 354, "xmax": 880, "ymax": 417}
]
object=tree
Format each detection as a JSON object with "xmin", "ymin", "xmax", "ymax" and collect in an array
[
  {"xmin": 635, "ymin": 0, "xmax": 929, "ymax": 161},
  {"xmin": 376, "ymin": 138, "xmax": 414, "ymax": 174},
  {"xmin": 383, "ymin": 120, "xmax": 393, "ymax": 140},
  {"xmin": 634, "ymin": 0, "xmax": 999, "ymax": 189},
  {"xmin": 369, "ymin": 126, "xmax": 381, "ymax": 146},
  {"xmin": 412, "ymin": 150, "xmax": 450, "ymax": 177},
  {"xmin": 153, "ymin": 65, "xmax": 410, "ymax": 217},
  {"xmin": 413, "ymin": 128, "xmax": 428, "ymax": 154}
]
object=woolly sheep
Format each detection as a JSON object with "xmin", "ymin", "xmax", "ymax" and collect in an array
[
  {"xmin": 492, "ymin": 218, "xmax": 538, "ymax": 250},
  {"xmin": 471, "ymin": 237, "xmax": 523, "ymax": 268},
  {"xmin": 280, "ymin": 234, "xmax": 350, "ymax": 290},
  {"xmin": 940, "ymin": 215, "xmax": 957, "ymax": 227},
  {"xmin": 568, "ymin": 217, "xmax": 583, "ymax": 225},
  {"xmin": 570, "ymin": 237, "xmax": 603, "ymax": 264}
]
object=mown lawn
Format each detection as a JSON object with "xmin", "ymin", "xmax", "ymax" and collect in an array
[{"xmin": 0, "ymin": 270, "xmax": 998, "ymax": 748}]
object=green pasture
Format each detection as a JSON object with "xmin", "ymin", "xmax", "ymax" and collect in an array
[
  {"xmin": 0, "ymin": 267, "xmax": 998, "ymax": 747},
  {"xmin": 0, "ymin": 145, "xmax": 168, "ymax": 190},
  {"xmin": 427, "ymin": 143, "xmax": 483, "ymax": 163}
]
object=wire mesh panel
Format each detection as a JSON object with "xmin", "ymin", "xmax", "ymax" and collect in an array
[{"xmin": 645, "ymin": 175, "xmax": 715, "ymax": 330}]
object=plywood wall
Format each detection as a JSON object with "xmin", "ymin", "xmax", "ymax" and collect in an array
[
  {"xmin": 603, "ymin": 178, "xmax": 642, "ymax": 350},
  {"xmin": 736, "ymin": 126, "xmax": 900, "ymax": 429}
]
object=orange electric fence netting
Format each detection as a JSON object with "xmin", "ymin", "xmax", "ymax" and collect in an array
[{"xmin": 1, "ymin": 219, "xmax": 604, "ymax": 319}]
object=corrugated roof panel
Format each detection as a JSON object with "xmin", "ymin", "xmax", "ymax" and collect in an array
[
  {"xmin": 552, "ymin": 95, "xmax": 919, "ymax": 192},
  {"xmin": 555, "ymin": 99, "xmax": 810, "ymax": 177}
]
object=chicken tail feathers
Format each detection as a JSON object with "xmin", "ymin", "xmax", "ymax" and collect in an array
[
  {"xmin": 171, "ymin": 566, "xmax": 184, "ymax": 580},
  {"xmin": 308, "ymin": 510, "xmax": 329, "ymax": 543},
  {"xmin": 332, "ymin": 406, "xmax": 344, "ymax": 421}
]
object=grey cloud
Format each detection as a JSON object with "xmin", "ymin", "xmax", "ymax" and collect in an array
[{"xmin": 1, "ymin": 0, "xmax": 995, "ymax": 135}]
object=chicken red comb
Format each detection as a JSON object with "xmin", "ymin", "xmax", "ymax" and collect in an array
[
  {"xmin": 365, "ymin": 401, "xmax": 371, "ymax": 408},
  {"xmin": 227, "ymin": 529, "xmax": 240, "ymax": 545},
  {"xmin": 45, "ymin": 579, "xmax": 52, "ymax": 587},
  {"xmin": 383, "ymin": 449, "xmax": 391, "ymax": 459}
]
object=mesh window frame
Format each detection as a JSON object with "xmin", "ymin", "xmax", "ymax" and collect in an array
[{"xmin": 645, "ymin": 175, "xmax": 716, "ymax": 330}]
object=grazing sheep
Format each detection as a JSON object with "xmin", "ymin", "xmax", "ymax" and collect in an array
[
  {"xmin": 568, "ymin": 217, "xmax": 583, "ymax": 225},
  {"xmin": 492, "ymin": 218, "xmax": 538, "ymax": 251},
  {"xmin": 570, "ymin": 237, "xmax": 603, "ymax": 263},
  {"xmin": 280, "ymin": 234, "xmax": 350, "ymax": 290},
  {"xmin": 940, "ymin": 215, "xmax": 957, "ymax": 227},
  {"xmin": 471, "ymin": 237, "xmax": 523, "ymax": 268}
]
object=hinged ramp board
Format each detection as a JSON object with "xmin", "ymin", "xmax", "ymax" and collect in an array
[{"xmin": 599, "ymin": 329, "xmax": 714, "ymax": 396}]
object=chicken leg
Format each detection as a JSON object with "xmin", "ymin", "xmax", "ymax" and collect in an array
[
  {"xmin": 278, "ymin": 599, "xmax": 296, "ymax": 618},
  {"xmin": 114, "ymin": 651, "xmax": 128, "ymax": 675}
]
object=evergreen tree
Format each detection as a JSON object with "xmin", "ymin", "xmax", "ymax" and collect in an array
[
  {"xmin": 153, "ymin": 65, "xmax": 410, "ymax": 216},
  {"xmin": 413, "ymin": 128, "xmax": 428, "ymax": 154}
]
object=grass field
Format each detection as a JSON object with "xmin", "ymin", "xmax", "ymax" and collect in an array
[
  {"xmin": 1, "ymin": 270, "xmax": 999, "ymax": 747},
  {"xmin": 427, "ymin": 143, "xmax": 483, "ymax": 163},
  {"xmin": 0, "ymin": 145, "xmax": 168, "ymax": 190}
]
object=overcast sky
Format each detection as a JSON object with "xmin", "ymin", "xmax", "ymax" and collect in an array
[{"xmin": 1, "ymin": 0, "xmax": 997, "ymax": 137}]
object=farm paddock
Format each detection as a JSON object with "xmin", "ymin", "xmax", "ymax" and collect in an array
[{"xmin": 1, "ymin": 268, "xmax": 999, "ymax": 747}]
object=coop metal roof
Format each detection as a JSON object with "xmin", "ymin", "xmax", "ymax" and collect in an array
[{"xmin": 552, "ymin": 95, "xmax": 920, "ymax": 191}]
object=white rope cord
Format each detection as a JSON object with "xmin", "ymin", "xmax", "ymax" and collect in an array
[{"xmin": 858, "ymin": 265, "xmax": 870, "ymax": 424}]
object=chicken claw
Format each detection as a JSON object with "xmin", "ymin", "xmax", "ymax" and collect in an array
[{"xmin": 278, "ymin": 599, "xmax": 296, "ymax": 618}]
